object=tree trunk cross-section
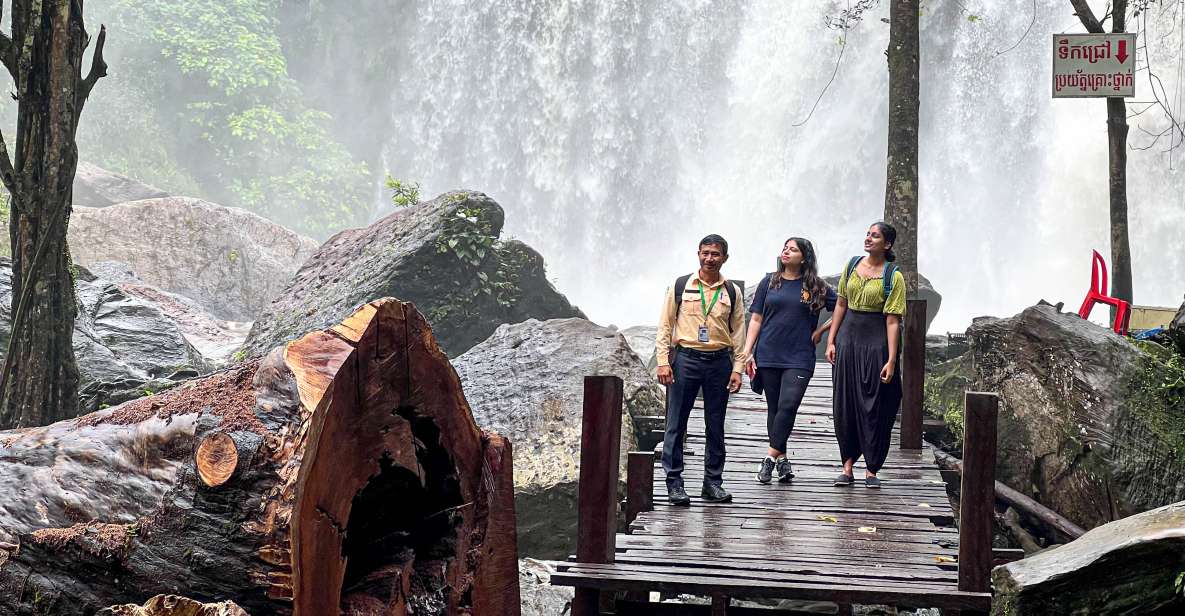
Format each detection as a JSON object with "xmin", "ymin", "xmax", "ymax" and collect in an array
[{"xmin": 0, "ymin": 298, "xmax": 521, "ymax": 615}]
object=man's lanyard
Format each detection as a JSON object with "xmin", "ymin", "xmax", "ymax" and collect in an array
[{"xmin": 698, "ymin": 281, "xmax": 722, "ymax": 319}]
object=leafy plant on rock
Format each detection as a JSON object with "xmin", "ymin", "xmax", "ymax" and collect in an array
[{"xmin": 385, "ymin": 175, "xmax": 420, "ymax": 207}]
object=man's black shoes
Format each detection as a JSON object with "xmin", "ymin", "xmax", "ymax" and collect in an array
[
  {"xmin": 667, "ymin": 483, "xmax": 691, "ymax": 506},
  {"xmin": 701, "ymin": 484, "xmax": 733, "ymax": 503}
]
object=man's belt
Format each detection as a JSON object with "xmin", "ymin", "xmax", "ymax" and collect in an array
[{"xmin": 675, "ymin": 346, "xmax": 732, "ymax": 360}]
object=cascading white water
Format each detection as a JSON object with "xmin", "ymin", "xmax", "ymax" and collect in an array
[{"xmin": 382, "ymin": 0, "xmax": 1185, "ymax": 331}]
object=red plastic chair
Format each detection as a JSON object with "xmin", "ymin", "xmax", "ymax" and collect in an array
[{"xmin": 1077, "ymin": 250, "xmax": 1131, "ymax": 336}]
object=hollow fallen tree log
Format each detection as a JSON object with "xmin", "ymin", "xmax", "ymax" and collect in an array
[
  {"xmin": 933, "ymin": 449, "xmax": 1086, "ymax": 542},
  {"xmin": 0, "ymin": 298, "xmax": 521, "ymax": 616}
]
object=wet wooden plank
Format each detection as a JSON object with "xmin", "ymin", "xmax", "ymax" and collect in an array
[
  {"xmin": 552, "ymin": 361, "xmax": 979, "ymax": 610},
  {"xmin": 550, "ymin": 564, "xmax": 992, "ymax": 611}
]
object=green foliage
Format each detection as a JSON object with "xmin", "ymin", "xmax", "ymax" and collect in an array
[
  {"xmin": 967, "ymin": 14, "xmax": 981, "ymax": 23},
  {"xmin": 1175, "ymin": 570, "xmax": 1185, "ymax": 598},
  {"xmin": 925, "ymin": 375, "xmax": 965, "ymax": 445},
  {"xmin": 227, "ymin": 248, "xmax": 240, "ymax": 264},
  {"xmin": 64, "ymin": 0, "xmax": 373, "ymax": 238},
  {"xmin": 385, "ymin": 176, "xmax": 421, "ymax": 207},
  {"xmin": 1129, "ymin": 344, "xmax": 1185, "ymax": 459},
  {"xmin": 437, "ymin": 206, "xmax": 496, "ymax": 268},
  {"xmin": 923, "ymin": 355, "xmax": 973, "ymax": 446},
  {"xmin": 231, "ymin": 348, "xmax": 247, "ymax": 363},
  {"xmin": 423, "ymin": 208, "xmax": 527, "ymax": 324}
]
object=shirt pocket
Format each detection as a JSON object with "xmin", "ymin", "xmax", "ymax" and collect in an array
[{"xmin": 712, "ymin": 287, "xmax": 733, "ymax": 319}]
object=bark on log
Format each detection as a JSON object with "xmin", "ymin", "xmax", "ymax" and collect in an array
[
  {"xmin": 934, "ymin": 449, "xmax": 1085, "ymax": 542},
  {"xmin": 0, "ymin": 298, "xmax": 521, "ymax": 616},
  {"xmin": 99, "ymin": 595, "xmax": 249, "ymax": 616}
]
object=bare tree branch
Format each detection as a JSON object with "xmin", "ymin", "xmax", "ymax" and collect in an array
[
  {"xmin": 0, "ymin": 33, "xmax": 15, "ymax": 81},
  {"xmin": 0, "ymin": 129, "xmax": 17, "ymax": 197},
  {"xmin": 77, "ymin": 24, "xmax": 106, "ymax": 106},
  {"xmin": 793, "ymin": 22, "xmax": 849, "ymax": 127},
  {"xmin": 995, "ymin": 0, "xmax": 1038, "ymax": 57},
  {"xmin": 1070, "ymin": 0, "xmax": 1106, "ymax": 32},
  {"xmin": 826, "ymin": 0, "xmax": 882, "ymax": 30}
]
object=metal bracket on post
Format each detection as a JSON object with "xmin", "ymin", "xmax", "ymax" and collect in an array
[{"xmin": 572, "ymin": 375, "xmax": 625, "ymax": 616}]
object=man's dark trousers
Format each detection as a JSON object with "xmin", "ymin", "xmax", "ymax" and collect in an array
[{"xmin": 662, "ymin": 347, "xmax": 731, "ymax": 489}]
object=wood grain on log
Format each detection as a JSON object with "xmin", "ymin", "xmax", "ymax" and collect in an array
[
  {"xmin": 99, "ymin": 594, "xmax": 248, "ymax": 616},
  {"xmin": 0, "ymin": 298, "xmax": 521, "ymax": 616},
  {"xmin": 195, "ymin": 433, "xmax": 238, "ymax": 488}
]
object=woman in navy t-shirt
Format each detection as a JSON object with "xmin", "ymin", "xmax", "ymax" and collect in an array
[{"xmin": 740, "ymin": 237, "xmax": 837, "ymax": 484}]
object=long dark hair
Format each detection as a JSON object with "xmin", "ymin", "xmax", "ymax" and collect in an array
[
  {"xmin": 871, "ymin": 221, "xmax": 898, "ymax": 262},
  {"xmin": 769, "ymin": 237, "xmax": 829, "ymax": 313}
]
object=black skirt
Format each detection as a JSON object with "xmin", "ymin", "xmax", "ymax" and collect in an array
[{"xmin": 832, "ymin": 309, "xmax": 902, "ymax": 473}]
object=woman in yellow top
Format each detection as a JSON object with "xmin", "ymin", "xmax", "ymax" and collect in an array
[{"xmin": 824, "ymin": 222, "xmax": 907, "ymax": 489}]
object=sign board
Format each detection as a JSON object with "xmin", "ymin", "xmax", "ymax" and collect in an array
[{"xmin": 1052, "ymin": 33, "xmax": 1136, "ymax": 98}]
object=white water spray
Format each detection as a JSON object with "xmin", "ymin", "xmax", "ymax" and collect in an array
[{"xmin": 382, "ymin": 0, "xmax": 1185, "ymax": 331}]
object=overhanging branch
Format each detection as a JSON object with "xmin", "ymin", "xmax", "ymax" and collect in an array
[
  {"xmin": 1070, "ymin": 0, "xmax": 1105, "ymax": 33},
  {"xmin": 77, "ymin": 24, "xmax": 106, "ymax": 108},
  {"xmin": 0, "ymin": 33, "xmax": 14, "ymax": 81},
  {"xmin": 0, "ymin": 130, "xmax": 17, "ymax": 197}
]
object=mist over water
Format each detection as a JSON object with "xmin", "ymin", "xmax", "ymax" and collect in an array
[{"xmin": 380, "ymin": 0, "xmax": 1185, "ymax": 331}]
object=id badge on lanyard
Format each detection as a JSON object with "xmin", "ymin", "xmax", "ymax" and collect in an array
[{"xmin": 697, "ymin": 282, "xmax": 722, "ymax": 344}]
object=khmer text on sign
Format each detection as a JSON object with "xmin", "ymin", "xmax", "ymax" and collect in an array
[{"xmin": 1052, "ymin": 33, "xmax": 1136, "ymax": 98}]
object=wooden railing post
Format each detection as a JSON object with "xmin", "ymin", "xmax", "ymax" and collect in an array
[
  {"xmin": 900, "ymin": 298, "xmax": 927, "ymax": 450},
  {"xmin": 959, "ymin": 391, "xmax": 999, "ymax": 595},
  {"xmin": 572, "ymin": 375, "xmax": 625, "ymax": 616},
  {"xmin": 625, "ymin": 451, "xmax": 654, "ymax": 528}
]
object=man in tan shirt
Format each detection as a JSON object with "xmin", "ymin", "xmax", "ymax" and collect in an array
[{"xmin": 655, "ymin": 234, "xmax": 745, "ymax": 506}]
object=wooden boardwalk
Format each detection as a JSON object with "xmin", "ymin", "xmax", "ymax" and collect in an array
[{"xmin": 550, "ymin": 363, "xmax": 993, "ymax": 612}]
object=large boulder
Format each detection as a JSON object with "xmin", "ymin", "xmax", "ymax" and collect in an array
[
  {"xmin": 86, "ymin": 262, "xmax": 251, "ymax": 367},
  {"xmin": 971, "ymin": 303, "xmax": 1185, "ymax": 530},
  {"xmin": 72, "ymin": 162, "xmax": 170, "ymax": 207},
  {"xmin": 620, "ymin": 324, "xmax": 658, "ymax": 372},
  {"xmin": 991, "ymin": 500, "xmax": 1185, "ymax": 615},
  {"xmin": 0, "ymin": 260, "xmax": 211, "ymax": 414},
  {"xmin": 68, "ymin": 197, "xmax": 319, "ymax": 321},
  {"xmin": 519, "ymin": 559, "xmax": 573, "ymax": 616},
  {"xmin": 240, "ymin": 190, "xmax": 583, "ymax": 358},
  {"xmin": 1170, "ymin": 294, "xmax": 1185, "ymax": 354},
  {"xmin": 452, "ymin": 317, "xmax": 663, "ymax": 559}
]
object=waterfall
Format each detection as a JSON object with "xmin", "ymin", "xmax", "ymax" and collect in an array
[{"xmin": 381, "ymin": 0, "xmax": 1185, "ymax": 331}]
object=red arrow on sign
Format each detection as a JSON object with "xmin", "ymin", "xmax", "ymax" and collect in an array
[{"xmin": 1117, "ymin": 40, "xmax": 1129, "ymax": 64}]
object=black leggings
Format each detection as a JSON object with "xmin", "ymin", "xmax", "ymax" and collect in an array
[{"xmin": 758, "ymin": 367, "xmax": 813, "ymax": 453}]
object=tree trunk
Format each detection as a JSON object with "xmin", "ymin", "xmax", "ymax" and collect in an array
[
  {"xmin": 0, "ymin": 299, "xmax": 521, "ymax": 616},
  {"xmin": 1069, "ymin": 0, "xmax": 1133, "ymax": 306},
  {"xmin": 1107, "ymin": 4, "xmax": 1133, "ymax": 306},
  {"xmin": 0, "ymin": 0, "xmax": 107, "ymax": 429},
  {"xmin": 883, "ymin": 0, "xmax": 920, "ymax": 295}
]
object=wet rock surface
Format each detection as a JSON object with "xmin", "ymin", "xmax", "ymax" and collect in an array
[
  {"xmin": 240, "ymin": 190, "xmax": 582, "ymax": 358},
  {"xmin": 992, "ymin": 500, "xmax": 1185, "ymax": 615},
  {"xmin": 453, "ymin": 317, "xmax": 662, "ymax": 558},
  {"xmin": 0, "ymin": 260, "xmax": 211, "ymax": 415},
  {"xmin": 69, "ymin": 197, "xmax": 319, "ymax": 321},
  {"xmin": 73, "ymin": 162, "xmax": 170, "ymax": 208},
  {"xmin": 971, "ymin": 303, "xmax": 1185, "ymax": 530},
  {"xmin": 519, "ymin": 559, "xmax": 573, "ymax": 616}
]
